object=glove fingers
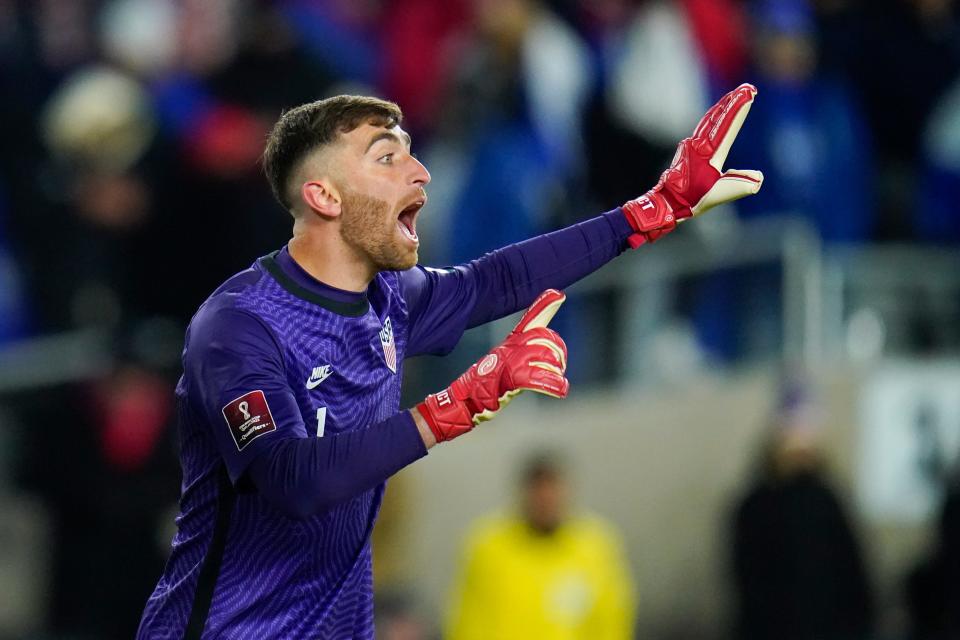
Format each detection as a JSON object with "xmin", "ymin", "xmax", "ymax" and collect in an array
[
  {"xmin": 519, "ymin": 326, "xmax": 568, "ymax": 355},
  {"xmin": 513, "ymin": 289, "xmax": 565, "ymax": 333},
  {"xmin": 529, "ymin": 361, "xmax": 564, "ymax": 375},
  {"xmin": 505, "ymin": 340, "xmax": 568, "ymax": 394},
  {"xmin": 524, "ymin": 334, "xmax": 567, "ymax": 370},
  {"xmin": 518, "ymin": 342, "xmax": 566, "ymax": 375},
  {"xmin": 527, "ymin": 341, "xmax": 566, "ymax": 376},
  {"xmin": 691, "ymin": 169, "xmax": 764, "ymax": 215},
  {"xmin": 692, "ymin": 90, "xmax": 735, "ymax": 140},
  {"xmin": 521, "ymin": 368, "xmax": 570, "ymax": 399},
  {"xmin": 708, "ymin": 85, "xmax": 757, "ymax": 171},
  {"xmin": 692, "ymin": 83, "xmax": 752, "ymax": 139}
]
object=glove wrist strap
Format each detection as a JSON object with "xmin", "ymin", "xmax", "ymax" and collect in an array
[
  {"xmin": 623, "ymin": 190, "xmax": 688, "ymax": 249},
  {"xmin": 416, "ymin": 387, "xmax": 475, "ymax": 443}
]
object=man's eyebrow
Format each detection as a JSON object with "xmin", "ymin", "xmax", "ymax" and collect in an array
[{"xmin": 365, "ymin": 130, "xmax": 412, "ymax": 153}]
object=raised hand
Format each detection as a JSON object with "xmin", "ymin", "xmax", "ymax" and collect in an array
[
  {"xmin": 622, "ymin": 83, "xmax": 764, "ymax": 248},
  {"xmin": 416, "ymin": 289, "xmax": 569, "ymax": 443}
]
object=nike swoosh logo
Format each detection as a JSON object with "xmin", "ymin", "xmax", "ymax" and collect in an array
[{"xmin": 305, "ymin": 369, "xmax": 332, "ymax": 389}]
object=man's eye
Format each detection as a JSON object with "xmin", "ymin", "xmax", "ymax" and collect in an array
[{"xmin": 378, "ymin": 153, "xmax": 394, "ymax": 164}]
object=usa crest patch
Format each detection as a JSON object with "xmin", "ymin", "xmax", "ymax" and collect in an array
[{"xmin": 379, "ymin": 316, "xmax": 397, "ymax": 373}]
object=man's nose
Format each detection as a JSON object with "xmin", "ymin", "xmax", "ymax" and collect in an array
[{"xmin": 410, "ymin": 155, "xmax": 431, "ymax": 186}]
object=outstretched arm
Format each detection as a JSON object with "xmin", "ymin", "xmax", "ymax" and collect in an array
[
  {"xmin": 402, "ymin": 83, "xmax": 762, "ymax": 357},
  {"xmin": 401, "ymin": 210, "xmax": 632, "ymax": 357}
]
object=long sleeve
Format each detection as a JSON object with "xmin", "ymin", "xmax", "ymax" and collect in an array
[
  {"xmin": 401, "ymin": 209, "xmax": 634, "ymax": 357},
  {"xmin": 246, "ymin": 411, "xmax": 427, "ymax": 518}
]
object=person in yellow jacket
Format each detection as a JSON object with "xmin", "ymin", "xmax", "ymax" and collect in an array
[{"xmin": 444, "ymin": 452, "xmax": 636, "ymax": 640}]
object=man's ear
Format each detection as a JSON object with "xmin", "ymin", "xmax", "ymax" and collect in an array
[{"xmin": 300, "ymin": 179, "xmax": 341, "ymax": 219}]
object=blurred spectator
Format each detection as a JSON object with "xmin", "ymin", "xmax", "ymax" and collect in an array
[
  {"xmin": 21, "ymin": 64, "xmax": 169, "ymax": 332},
  {"xmin": 280, "ymin": 0, "xmax": 382, "ymax": 88},
  {"xmin": 14, "ymin": 330, "xmax": 180, "ymax": 639},
  {"xmin": 843, "ymin": 0, "xmax": 960, "ymax": 241},
  {"xmin": 903, "ymin": 463, "xmax": 960, "ymax": 640},
  {"xmin": 442, "ymin": 0, "xmax": 588, "ymax": 262},
  {"xmin": 417, "ymin": 0, "xmax": 595, "ymax": 383},
  {"xmin": 692, "ymin": 0, "xmax": 875, "ymax": 361},
  {"xmin": 681, "ymin": 0, "xmax": 750, "ymax": 90},
  {"xmin": 917, "ymin": 76, "xmax": 960, "ymax": 244},
  {"xmin": 145, "ymin": 0, "xmax": 334, "ymax": 316},
  {"xmin": 379, "ymin": 0, "xmax": 471, "ymax": 134},
  {"xmin": 731, "ymin": 0, "xmax": 875, "ymax": 242},
  {"xmin": 444, "ymin": 451, "xmax": 636, "ymax": 640},
  {"xmin": 585, "ymin": 0, "xmax": 711, "ymax": 208},
  {"xmin": 729, "ymin": 379, "xmax": 875, "ymax": 640}
]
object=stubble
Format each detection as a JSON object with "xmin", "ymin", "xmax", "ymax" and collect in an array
[{"xmin": 339, "ymin": 187, "xmax": 418, "ymax": 272}]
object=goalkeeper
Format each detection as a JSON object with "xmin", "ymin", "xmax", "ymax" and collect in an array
[{"xmin": 138, "ymin": 85, "xmax": 762, "ymax": 639}]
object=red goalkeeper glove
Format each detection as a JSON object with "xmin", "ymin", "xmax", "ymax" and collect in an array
[
  {"xmin": 417, "ymin": 289, "xmax": 570, "ymax": 443},
  {"xmin": 622, "ymin": 83, "xmax": 764, "ymax": 248}
]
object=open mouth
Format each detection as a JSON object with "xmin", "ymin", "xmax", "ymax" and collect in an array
[{"xmin": 396, "ymin": 198, "xmax": 424, "ymax": 243}]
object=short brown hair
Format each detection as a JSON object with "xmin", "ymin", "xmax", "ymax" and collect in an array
[{"xmin": 263, "ymin": 95, "xmax": 402, "ymax": 211}]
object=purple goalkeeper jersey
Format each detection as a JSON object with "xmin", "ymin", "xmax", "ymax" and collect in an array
[{"xmin": 137, "ymin": 210, "xmax": 633, "ymax": 639}]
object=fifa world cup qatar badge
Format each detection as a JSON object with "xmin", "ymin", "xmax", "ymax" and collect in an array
[
  {"xmin": 379, "ymin": 317, "xmax": 397, "ymax": 374},
  {"xmin": 222, "ymin": 390, "xmax": 277, "ymax": 451}
]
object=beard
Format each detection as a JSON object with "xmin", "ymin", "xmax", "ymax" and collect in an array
[{"xmin": 339, "ymin": 186, "xmax": 418, "ymax": 272}]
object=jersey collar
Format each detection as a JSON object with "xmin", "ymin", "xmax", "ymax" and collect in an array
[{"xmin": 259, "ymin": 247, "xmax": 370, "ymax": 317}]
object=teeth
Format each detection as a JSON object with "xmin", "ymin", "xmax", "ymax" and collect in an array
[{"xmin": 397, "ymin": 220, "xmax": 418, "ymax": 242}]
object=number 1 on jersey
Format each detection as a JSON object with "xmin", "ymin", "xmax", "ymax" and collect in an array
[{"xmin": 316, "ymin": 407, "xmax": 327, "ymax": 438}]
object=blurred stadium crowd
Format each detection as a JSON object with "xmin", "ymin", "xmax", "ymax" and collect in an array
[
  {"xmin": 1, "ymin": 0, "xmax": 959, "ymax": 345},
  {"xmin": 0, "ymin": 0, "xmax": 959, "ymax": 638}
]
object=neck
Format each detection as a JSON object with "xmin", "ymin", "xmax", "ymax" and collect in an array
[
  {"xmin": 288, "ymin": 222, "xmax": 375, "ymax": 292},
  {"xmin": 525, "ymin": 519, "xmax": 562, "ymax": 537}
]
